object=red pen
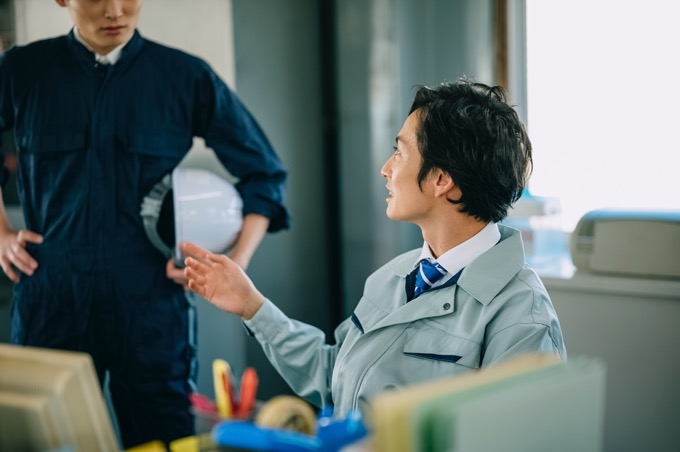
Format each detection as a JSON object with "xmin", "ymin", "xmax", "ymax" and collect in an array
[
  {"xmin": 236, "ymin": 367, "xmax": 259, "ymax": 419},
  {"xmin": 189, "ymin": 392, "xmax": 218, "ymax": 414}
]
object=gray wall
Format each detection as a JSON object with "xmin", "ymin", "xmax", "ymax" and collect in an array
[{"xmin": 230, "ymin": 0, "xmax": 330, "ymax": 399}]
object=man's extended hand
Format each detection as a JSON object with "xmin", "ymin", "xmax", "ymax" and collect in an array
[{"xmin": 181, "ymin": 241, "xmax": 264, "ymax": 320}]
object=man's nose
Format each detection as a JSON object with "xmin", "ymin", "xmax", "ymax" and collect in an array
[
  {"xmin": 104, "ymin": 0, "xmax": 124, "ymax": 19},
  {"xmin": 380, "ymin": 159, "xmax": 391, "ymax": 178}
]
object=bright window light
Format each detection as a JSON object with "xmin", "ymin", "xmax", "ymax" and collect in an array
[{"xmin": 526, "ymin": 0, "xmax": 680, "ymax": 232}]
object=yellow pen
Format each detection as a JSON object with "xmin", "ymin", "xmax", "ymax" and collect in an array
[{"xmin": 212, "ymin": 359, "xmax": 233, "ymax": 418}]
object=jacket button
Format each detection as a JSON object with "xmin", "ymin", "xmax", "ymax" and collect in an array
[{"xmin": 443, "ymin": 303, "xmax": 451, "ymax": 310}]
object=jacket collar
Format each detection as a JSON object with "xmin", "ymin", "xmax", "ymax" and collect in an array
[{"xmin": 389, "ymin": 225, "xmax": 525, "ymax": 306}]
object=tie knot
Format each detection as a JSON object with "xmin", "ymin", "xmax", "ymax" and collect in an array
[{"xmin": 413, "ymin": 260, "xmax": 447, "ymax": 298}]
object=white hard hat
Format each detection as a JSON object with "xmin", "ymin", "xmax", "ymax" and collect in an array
[{"xmin": 141, "ymin": 168, "xmax": 243, "ymax": 265}]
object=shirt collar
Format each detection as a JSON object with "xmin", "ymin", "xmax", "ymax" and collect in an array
[
  {"xmin": 415, "ymin": 222, "xmax": 501, "ymax": 276},
  {"xmin": 73, "ymin": 26, "xmax": 126, "ymax": 65}
]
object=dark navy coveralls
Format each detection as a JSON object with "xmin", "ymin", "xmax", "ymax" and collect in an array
[{"xmin": 0, "ymin": 30, "xmax": 289, "ymax": 447}]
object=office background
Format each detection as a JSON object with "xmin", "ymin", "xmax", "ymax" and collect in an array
[{"xmin": 1, "ymin": 1, "xmax": 678, "ymax": 451}]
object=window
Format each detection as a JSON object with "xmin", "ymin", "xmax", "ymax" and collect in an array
[{"xmin": 525, "ymin": 0, "xmax": 680, "ymax": 232}]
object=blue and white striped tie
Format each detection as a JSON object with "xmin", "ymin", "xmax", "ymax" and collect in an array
[{"xmin": 413, "ymin": 260, "xmax": 448, "ymax": 298}]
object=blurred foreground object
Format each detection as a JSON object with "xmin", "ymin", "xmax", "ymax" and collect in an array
[
  {"xmin": 255, "ymin": 395, "xmax": 317, "ymax": 435},
  {"xmin": 210, "ymin": 396, "xmax": 367, "ymax": 451},
  {"xmin": 370, "ymin": 353, "xmax": 606, "ymax": 452}
]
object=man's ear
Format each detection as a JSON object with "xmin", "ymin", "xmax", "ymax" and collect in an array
[{"xmin": 433, "ymin": 170, "xmax": 457, "ymax": 198}]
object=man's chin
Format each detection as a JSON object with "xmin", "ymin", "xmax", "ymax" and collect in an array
[{"xmin": 385, "ymin": 210, "xmax": 401, "ymax": 222}]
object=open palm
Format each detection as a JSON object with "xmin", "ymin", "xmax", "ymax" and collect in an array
[{"xmin": 180, "ymin": 241, "xmax": 264, "ymax": 319}]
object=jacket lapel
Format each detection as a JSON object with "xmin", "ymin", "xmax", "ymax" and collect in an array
[
  {"xmin": 351, "ymin": 225, "xmax": 526, "ymax": 334},
  {"xmin": 352, "ymin": 250, "xmax": 457, "ymax": 334}
]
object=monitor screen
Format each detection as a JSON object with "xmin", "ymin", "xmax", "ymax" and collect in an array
[{"xmin": 0, "ymin": 343, "xmax": 120, "ymax": 452}]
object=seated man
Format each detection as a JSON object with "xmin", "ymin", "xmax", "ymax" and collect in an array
[{"xmin": 181, "ymin": 78, "xmax": 567, "ymax": 417}]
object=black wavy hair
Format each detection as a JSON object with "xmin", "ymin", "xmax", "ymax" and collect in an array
[{"xmin": 409, "ymin": 77, "xmax": 533, "ymax": 223}]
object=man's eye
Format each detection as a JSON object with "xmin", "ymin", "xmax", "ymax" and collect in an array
[{"xmin": 392, "ymin": 146, "xmax": 400, "ymax": 155}]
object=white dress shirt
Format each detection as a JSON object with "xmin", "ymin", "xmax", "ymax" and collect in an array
[
  {"xmin": 415, "ymin": 222, "xmax": 501, "ymax": 288},
  {"xmin": 73, "ymin": 27, "xmax": 126, "ymax": 65}
]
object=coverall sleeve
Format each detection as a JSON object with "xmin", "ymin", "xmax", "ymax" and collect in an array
[
  {"xmin": 243, "ymin": 298, "xmax": 352, "ymax": 409},
  {"xmin": 192, "ymin": 69, "xmax": 290, "ymax": 232}
]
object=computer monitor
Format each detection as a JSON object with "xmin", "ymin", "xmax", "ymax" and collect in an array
[{"xmin": 0, "ymin": 343, "xmax": 120, "ymax": 451}]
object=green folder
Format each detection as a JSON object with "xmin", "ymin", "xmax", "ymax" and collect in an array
[
  {"xmin": 370, "ymin": 353, "xmax": 563, "ymax": 452},
  {"xmin": 410, "ymin": 357, "xmax": 606, "ymax": 452}
]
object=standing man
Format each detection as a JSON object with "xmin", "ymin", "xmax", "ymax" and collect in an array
[
  {"xmin": 0, "ymin": 0, "xmax": 289, "ymax": 448},
  {"xmin": 181, "ymin": 79, "xmax": 566, "ymax": 417}
]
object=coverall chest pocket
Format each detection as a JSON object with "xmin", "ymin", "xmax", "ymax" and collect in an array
[
  {"xmin": 16, "ymin": 130, "xmax": 87, "ymax": 155},
  {"xmin": 118, "ymin": 128, "xmax": 191, "ymax": 196},
  {"xmin": 401, "ymin": 326, "xmax": 481, "ymax": 383},
  {"xmin": 15, "ymin": 131, "xmax": 88, "ymax": 219}
]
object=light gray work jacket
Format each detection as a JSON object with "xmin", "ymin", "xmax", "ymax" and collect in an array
[{"xmin": 244, "ymin": 226, "xmax": 566, "ymax": 417}]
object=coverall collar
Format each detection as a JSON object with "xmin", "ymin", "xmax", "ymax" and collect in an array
[{"xmin": 66, "ymin": 28, "xmax": 144, "ymax": 71}]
